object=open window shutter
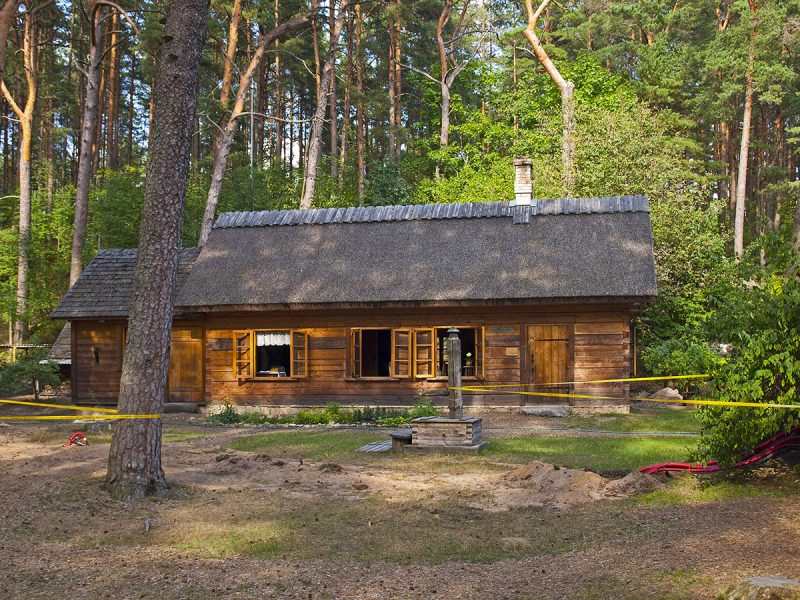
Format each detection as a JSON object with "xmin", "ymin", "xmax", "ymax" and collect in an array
[
  {"xmin": 476, "ymin": 326, "xmax": 485, "ymax": 379},
  {"xmin": 392, "ymin": 329, "xmax": 412, "ymax": 378},
  {"xmin": 351, "ymin": 329, "xmax": 361, "ymax": 378},
  {"xmin": 413, "ymin": 329, "xmax": 434, "ymax": 378},
  {"xmin": 233, "ymin": 330, "xmax": 253, "ymax": 383},
  {"xmin": 291, "ymin": 331, "xmax": 308, "ymax": 378}
]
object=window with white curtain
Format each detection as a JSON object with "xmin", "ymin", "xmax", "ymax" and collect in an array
[{"xmin": 255, "ymin": 330, "xmax": 290, "ymax": 376}]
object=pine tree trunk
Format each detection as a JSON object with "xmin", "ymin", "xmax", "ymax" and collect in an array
[
  {"xmin": 0, "ymin": 0, "xmax": 21, "ymax": 83},
  {"xmin": 524, "ymin": 0, "xmax": 575, "ymax": 197},
  {"xmin": 1, "ymin": 6, "xmax": 41, "ymax": 344},
  {"xmin": 70, "ymin": 3, "xmax": 104, "ymax": 286},
  {"xmin": 301, "ymin": 0, "xmax": 348, "ymax": 209},
  {"xmin": 220, "ymin": 0, "xmax": 242, "ymax": 112},
  {"xmin": 387, "ymin": 7, "xmax": 396, "ymax": 160},
  {"xmin": 106, "ymin": 0, "xmax": 209, "ymax": 501},
  {"xmin": 734, "ymin": 18, "xmax": 757, "ymax": 259},
  {"xmin": 14, "ymin": 118, "xmax": 31, "ymax": 344},
  {"xmin": 106, "ymin": 12, "xmax": 119, "ymax": 170},
  {"xmin": 338, "ymin": 10, "xmax": 352, "ymax": 190},
  {"xmin": 273, "ymin": 0, "xmax": 282, "ymax": 162},
  {"xmin": 355, "ymin": 3, "xmax": 365, "ymax": 200},
  {"xmin": 393, "ymin": 0, "xmax": 401, "ymax": 161},
  {"xmin": 199, "ymin": 14, "xmax": 312, "ymax": 245},
  {"xmin": 328, "ymin": 0, "xmax": 338, "ymax": 179}
]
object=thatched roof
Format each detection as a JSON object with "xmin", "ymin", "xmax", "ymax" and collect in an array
[
  {"xmin": 52, "ymin": 197, "xmax": 657, "ymax": 318},
  {"xmin": 52, "ymin": 248, "xmax": 200, "ymax": 319}
]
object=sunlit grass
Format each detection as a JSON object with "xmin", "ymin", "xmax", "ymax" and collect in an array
[
  {"xmin": 634, "ymin": 472, "xmax": 798, "ymax": 505},
  {"xmin": 488, "ymin": 435, "xmax": 695, "ymax": 472},
  {"xmin": 559, "ymin": 407, "xmax": 701, "ymax": 434}
]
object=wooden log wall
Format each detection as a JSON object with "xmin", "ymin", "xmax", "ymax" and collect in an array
[
  {"xmin": 69, "ymin": 303, "xmax": 635, "ymax": 407},
  {"xmin": 71, "ymin": 320, "xmax": 124, "ymax": 404}
]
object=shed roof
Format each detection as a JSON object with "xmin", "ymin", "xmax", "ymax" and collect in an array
[
  {"xmin": 52, "ymin": 248, "xmax": 200, "ymax": 319},
  {"xmin": 52, "ymin": 197, "xmax": 657, "ymax": 318}
]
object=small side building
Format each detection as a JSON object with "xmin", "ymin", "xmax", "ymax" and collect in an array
[{"xmin": 52, "ymin": 174, "xmax": 657, "ymax": 410}]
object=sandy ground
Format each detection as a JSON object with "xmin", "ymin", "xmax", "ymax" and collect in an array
[{"xmin": 1, "ymin": 407, "xmax": 799, "ymax": 599}]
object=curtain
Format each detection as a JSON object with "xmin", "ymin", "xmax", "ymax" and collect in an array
[{"xmin": 256, "ymin": 331, "xmax": 290, "ymax": 346}]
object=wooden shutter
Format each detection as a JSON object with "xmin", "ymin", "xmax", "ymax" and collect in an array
[
  {"xmin": 351, "ymin": 329, "xmax": 361, "ymax": 378},
  {"xmin": 413, "ymin": 329, "xmax": 434, "ymax": 378},
  {"xmin": 391, "ymin": 329, "xmax": 411, "ymax": 378},
  {"xmin": 475, "ymin": 326, "xmax": 485, "ymax": 379},
  {"xmin": 233, "ymin": 330, "xmax": 253, "ymax": 383},
  {"xmin": 291, "ymin": 331, "xmax": 308, "ymax": 378}
]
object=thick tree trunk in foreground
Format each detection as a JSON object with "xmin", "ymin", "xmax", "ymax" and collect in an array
[
  {"xmin": 524, "ymin": 0, "xmax": 575, "ymax": 197},
  {"xmin": 198, "ymin": 13, "xmax": 312, "ymax": 246},
  {"xmin": 106, "ymin": 0, "xmax": 208, "ymax": 501},
  {"xmin": 70, "ymin": 4, "xmax": 104, "ymax": 286},
  {"xmin": 301, "ymin": 0, "xmax": 348, "ymax": 209}
]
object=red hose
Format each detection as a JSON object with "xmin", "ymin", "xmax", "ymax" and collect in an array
[{"xmin": 639, "ymin": 427, "xmax": 800, "ymax": 474}]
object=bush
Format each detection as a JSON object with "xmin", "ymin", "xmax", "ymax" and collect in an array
[
  {"xmin": 207, "ymin": 399, "xmax": 442, "ymax": 427},
  {"xmin": 641, "ymin": 337, "xmax": 724, "ymax": 378},
  {"xmin": 208, "ymin": 402, "xmax": 241, "ymax": 424},
  {"xmin": 695, "ymin": 262, "xmax": 800, "ymax": 464},
  {"xmin": 0, "ymin": 351, "xmax": 61, "ymax": 400}
]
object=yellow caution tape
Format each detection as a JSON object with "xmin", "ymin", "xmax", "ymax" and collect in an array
[
  {"xmin": 0, "ymin": 398, "xmax": 119, "ymax": 413},
  {"xmin": 459, "ymin": 374, "xmax": 710, "ymax": 390},
  {"xmin": 453, "ymin": 386, "xmax": 800, "ymax": 409},
  {"xmin": 0, "ymin": 414, "xmax": 161, "ymax": 421}
]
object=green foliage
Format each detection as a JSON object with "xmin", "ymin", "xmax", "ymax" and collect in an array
[
  {"xmin": 0, "ymin": 350, "xmax": 61, "ymax": 400},
  {"xmin": 208, "ymin": 399, "xmax": 441, "ymax": 426},
  {"xmin": 696, "ymin": 261, "xmax": 800, "ymax": 464},
  {"xmin": 641, "ymin": 338, "xmax": 724, "ymax": 378},
  {"xmin": 364, "ymin": 161, "xmax": 413, "ymax": 206}
]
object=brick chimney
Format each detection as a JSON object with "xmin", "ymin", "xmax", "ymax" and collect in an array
[{"xmin": 512, "ymin": 157, "xmax": 532, "ymax": 206}]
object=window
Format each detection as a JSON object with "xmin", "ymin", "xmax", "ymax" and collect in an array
[
  {"xmin": 256, "ymin": 331, "xmax": 290, "ymax": 376},
  {"xmin": 435, "ymin": 327, "xmax": 484, "ymax": 378},
  {"xmin": 232, "ymin": 330, "xmax": 308, "ymax": 381},
  {"xmin": 351, "ymin": 328, "xmax": 392, "ymax": 377},
  {"xmin": 349, "ymin": 326, "xmax": 484, "ymax": 380}
]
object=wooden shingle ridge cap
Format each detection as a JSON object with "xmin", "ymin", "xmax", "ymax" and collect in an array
[{"xmin": 212, "ymin": 196, "xmax": 649, "ymax": 229}]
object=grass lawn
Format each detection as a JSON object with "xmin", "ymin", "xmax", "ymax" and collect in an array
[
  {"xmin": 559, "ymin": 406, "xmax": 701, "ymax": 433},
  {"xmin": 488, "ymin": 435, "xmax": 694, "ymax": 472},
  {"xmin": 228, "ymin": 428, "xmax": 694, "ymax": 473}
]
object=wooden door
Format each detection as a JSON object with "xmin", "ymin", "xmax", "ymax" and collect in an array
[
  {"xmin": 527, "ymin": 325, "xmax": 571, "ymax": 391},
  {"xmin": 168, "ymin": 327, "xmax": 204, "ymax": 402}
]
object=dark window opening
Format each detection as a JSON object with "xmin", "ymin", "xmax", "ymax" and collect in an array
[
  {"xmin": 255, "ymin": 331, "xmax": 291, "ymax": 377},
  {"xmin": 361, "ymin": 329, "xmax": 391, "ymax": 377},
  {"xmin": 436, "ymin": 328, "xmax": 476, "ymax": 377}
]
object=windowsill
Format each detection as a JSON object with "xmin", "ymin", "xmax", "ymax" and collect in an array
[
  {"xmin": 344, "ymin": 377, "xmax": 402, "ymax": 382},
  {"xmin": 246, "ymin": 377, "xmax": 300, "ymax": 382},
  {"xmin": 426, "ymin": 376, "xmax": 483, "ymax": 382}
]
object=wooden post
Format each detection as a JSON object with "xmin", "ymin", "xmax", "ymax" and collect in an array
[
  {"xmin": 9, "ymin": 317, "xmax": 15, "ymax": 361},
  {"xmin": 447, "ymin": 326, "xmax": 462, "ymax": 419}
]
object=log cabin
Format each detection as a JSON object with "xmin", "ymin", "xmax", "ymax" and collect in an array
[{"xmin": 52, "ymin": 160, "xmax": 657, "ymax": 410}]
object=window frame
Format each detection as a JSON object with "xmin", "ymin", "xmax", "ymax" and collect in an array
[
  {"xmin": 430, "ymin": 325, "xmax": 485, "ymax": 381},
  {"xmin": 348, "ymin": 327, "xmax": 399, "ymax": 380},
  {"xmin": 346, "ymin": 325, "xmax": 485, "ymax": 381},
  {"xmin": 231, "ymin": 328, "xmax": 308, "ymax": 381}
]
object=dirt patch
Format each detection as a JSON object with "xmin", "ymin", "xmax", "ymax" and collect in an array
[{"xmin": 467, "ymin": 460, "xmax": 665, "ymax": 511}]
